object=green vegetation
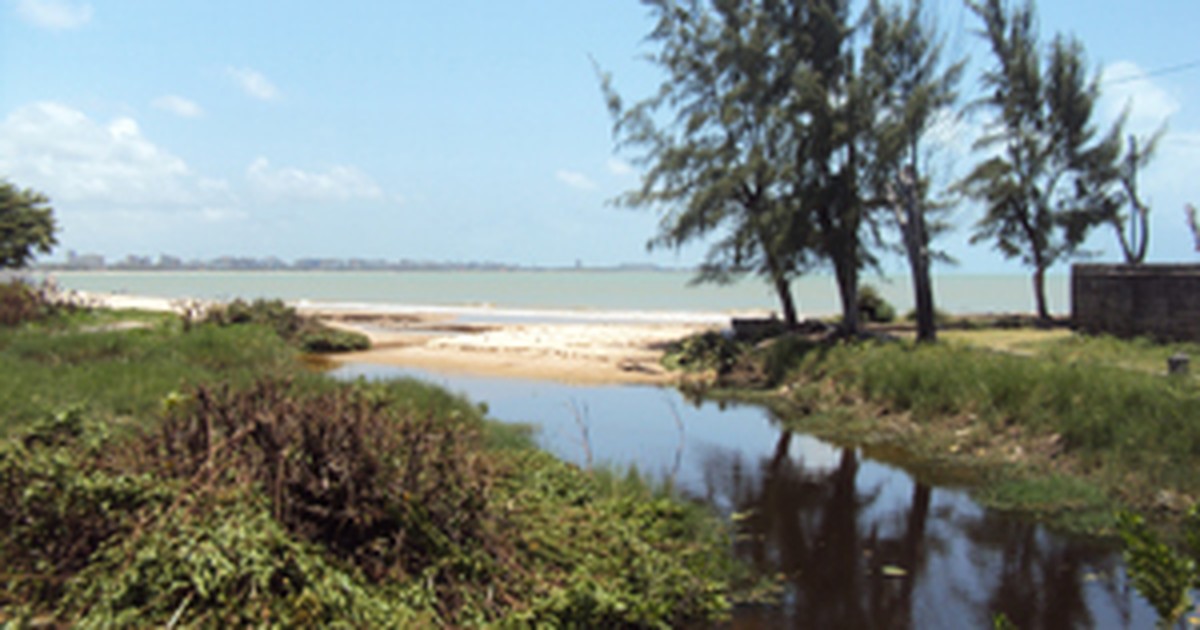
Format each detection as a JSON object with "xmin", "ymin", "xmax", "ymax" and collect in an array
[
  {"xmin": 960, "ymin": 0, "xmax": 1150, "ymax": 321},
  {"xmin": 1117, "ymin": 506, "xmax": 1200, "ymax": 626},
  {"xmin": 601, "ymin": 0, "xmax": 962, "ymax": 333},
  {"xmin": 856, "ymin": 284, "xmax": 897, "ymax": 324},
  {"xmin": 0, "ymin": 180, "xmax": 57, "ymax": 269},
  {"xmin": 204, "ymin": 298, "xmax": 370, "ymax": 353},
  {"xmin": 668, "ymin": 329, "xmax": 1200, "ymax": 535},
  {"xmin": 0, "ymin": 310, "xmax": 739, "ymax": 626}
]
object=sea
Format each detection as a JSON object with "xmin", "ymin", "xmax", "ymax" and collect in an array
[{"xmin": 42, "ymin": 269, "xmax": 1068, "ymax": 321}]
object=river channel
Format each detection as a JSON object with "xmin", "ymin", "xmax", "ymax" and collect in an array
[{"xmin": 332, "ymin": 363, "xmax": 1157, "ymax": 629}]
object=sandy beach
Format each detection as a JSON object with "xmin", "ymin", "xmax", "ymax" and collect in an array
[
  {"xmin": 315, "ymin": 310, "xmax": 717, "ymax": 385},
  {"xmin": 79, "ymin": 292, "xmax": 723, "ymax": 385}
]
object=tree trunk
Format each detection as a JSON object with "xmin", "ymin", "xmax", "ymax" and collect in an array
[
  {"xmin": 835, "ymin": 260, "xmax": 860, "ymax": 336},
  {"xmin": 772, "ymin": 273, "xmax": 799, "ymax": 329},
  {"xmin": 1032, "ymin": 266, "xmax": 1049, "ymax": 322},
  {"xmin": 911, "ymin": 250, "xmax": 936, "ymax": 343},
  {"xmin": 894, "ymin": 170, "xmax": 936, "ymax": 342}
]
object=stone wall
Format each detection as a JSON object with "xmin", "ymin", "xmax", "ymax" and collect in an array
[{"xmin": 1071, "ymin": 264, "xmax": 1200, "ymax": 342}]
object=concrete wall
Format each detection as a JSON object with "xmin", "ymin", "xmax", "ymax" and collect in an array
[{"xmin": 1071, "ymin": 264, "xmax": 1200, "ymax": 342}]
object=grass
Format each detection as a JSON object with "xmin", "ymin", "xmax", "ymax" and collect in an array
[
  {"xmin": 0, "ymin": 307, "xmax": 741, "ymax": 627},
  {"xmin": 0, "ymin": 313, "xmax": 297, "ymax": 436},
  {"xmin": 676, "ymin": 329, "xmax": 1200, "ymax": 536}
]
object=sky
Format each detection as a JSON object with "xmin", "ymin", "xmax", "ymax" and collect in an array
[{"xmin": 1, "ymin": 0, "xmax": 1198, "ymax": 273}]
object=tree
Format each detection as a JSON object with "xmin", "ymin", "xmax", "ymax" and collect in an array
[
  {"xmin": 0, "ymin": 181, "xmax": 58, "ymax": 269},
  {"xmin": 1188, "ymin": 203, "xmax": 1200, "ymax": 252},
  {"xmin": 863, "ymin": 0, "xmax": 963, "ymax": 342},
  {"xmin": 959, "ymin": 0, "xmax": 1115, "ymax": 321},
  {"xmin": 776, "ymin": 0, "xmax": 873, "ymax": 335},
  {"xmin": 599, "ymin": 0, "xmax": 815, "ymax": 327},
  {"xmin": 1108, "ymin": 133, "xmax": 1160, "ymax": 264}
]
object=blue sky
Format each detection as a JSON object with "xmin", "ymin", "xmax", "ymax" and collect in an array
[{"xmin": 1, "ymin": 0, "xmax": 1198, "ymax": 273}]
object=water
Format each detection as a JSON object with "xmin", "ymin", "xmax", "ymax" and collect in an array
[
  {"xmin": 47, "ymin": 269, "xmax": 1070, "ymax": 318},
  {"xmin": 332, "ymin": 363, "xmax": 1155, "ymax": 629}
]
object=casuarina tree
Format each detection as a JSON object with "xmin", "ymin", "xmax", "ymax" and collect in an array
[
  {"xmin": 599, "ymin": 0, "xmax": 817, "ymax": 327},
  {"xmin": 958, "ymin": 0, "xmax": 1117, "ymax": 321},
  {"xmin": 862, "ymin": 0, "xmax": 962, "ymax": 342}
]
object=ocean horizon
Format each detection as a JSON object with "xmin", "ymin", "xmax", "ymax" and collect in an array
[{"xmin": 40, "ymin": 269, "xmax": 1070, "ymax": 320}]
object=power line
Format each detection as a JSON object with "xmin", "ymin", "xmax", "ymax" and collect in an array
[{"xmin": 1103, "ymin": 59, "xmax": 1200, "ymax": 85}]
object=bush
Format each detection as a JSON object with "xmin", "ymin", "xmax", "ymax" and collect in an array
[
  {"xmin": 857, "ymin": 284, "xmax": 896, "ymax": 323},
  {"xmin": 204, "ymin": 298, "xmax": 370, "ymax": 354},
  {"xmin": 0, "ymin": 281, "xmax": 50, "ymax": 327},
  {"xmin": 299, "ymin": 327, "xmax": 371, "ymax": 353},
  {"xmin": 148, "ymin": 380, "xmax": 504, "ymax": 596},
  {"xmin": 662, "ymin": 331, "xmax": 742, "ymax": 373}
]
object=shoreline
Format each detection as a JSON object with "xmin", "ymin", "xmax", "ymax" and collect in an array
[{"xmin": 78, "ymin": 291, "xmax": 728, "ymax": 385}]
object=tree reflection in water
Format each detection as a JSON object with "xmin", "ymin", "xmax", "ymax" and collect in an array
[
  {"xmin": 695, "ymin": 429, "xmax": 1143, "ymax": 629},
  {"xmin": 330, "ymin": 364, "xmax": 1156, "ymax": 629}
]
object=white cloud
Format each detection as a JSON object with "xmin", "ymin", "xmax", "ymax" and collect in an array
[
  {"xmin": 1099, "ymin": 61, "xmax": 1179, "ymax": 137},
  {"xmin": 606, "ymin": 158, "xmax": 633, "ymax": 176},
  {"xmin": 227, "ymin": 67, "xmax": 280, "ymax": 101},
  {"xmin": 0, "ymin": 101, "xmax": 227, "ymax": 206},
  {"xmin": 246, "ymin": 157, "xmax": 385, "ymax": 203},
  {"xmin": 15, "ymin": 0, "xmax": 92, "ymax": 30},
  {"xmin": 151, "ymin": 95, "xmax": 204, "ymax": 119},
  {"xmin": 555, "ymin": 169, "xmax": 596, "ymax": 191}
]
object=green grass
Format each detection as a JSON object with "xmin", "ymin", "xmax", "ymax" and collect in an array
[
  {"xmin": 680, "ymin": 329, "xmax": 1200, "ymax": 534},
  {"xmin": 0, "ymin": 310, "xmax": 741, "ymax": 627},
  {"xmin": 812, "ymin": 342, "xmax": 1200, "ymax": 500},
  {"xmin": 0, "ymin": 316, "xmax": 297, "ymax": 436}
]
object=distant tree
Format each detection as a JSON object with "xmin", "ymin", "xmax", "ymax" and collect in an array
[
  {"xmin": 0, "ymin": 181, "xmax": 58, "ymax": 269},
  {"xmin": 863, "ymin": 0, "xmax": 963, "ymax": 342},
  {"xmin": 1188, "ymin": 204, "xmax": 1200, "ymax": 253},
  {"xmin": 958, "ymin": 0, "xmax": 1116, "ymax": 321},
  {"xmin": 599, "ymin": 0, "xmax": 816, "ymax": 327},
  {"xmin": 1108, "ymin": 133, "xmax": 1160, "ymax": 264}
]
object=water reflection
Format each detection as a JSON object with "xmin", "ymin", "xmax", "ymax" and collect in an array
[{"xmin": 331, "ymin": 363, "xmax": 1154, "ymax": 628}]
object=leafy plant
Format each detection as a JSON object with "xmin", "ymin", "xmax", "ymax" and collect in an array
[
  {"xmin": 1117, "ymin": 507, "xmax": 1200, "ymax": 626},
  {"xmin": 857, "ymin": 284, "xmax": 897, "ymax": 324},
  {"xmin": 203, "ymin": 298, "xmax": 369, "ymax": 354}
]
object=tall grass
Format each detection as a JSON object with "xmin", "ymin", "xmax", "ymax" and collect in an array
[
  {"xmin": 791, "ymin": 341, "xmax": 1200, "ymax": 493},
  {"xmin": 0, "ymin": 321, "xmax": 297, "ymax": 435}
]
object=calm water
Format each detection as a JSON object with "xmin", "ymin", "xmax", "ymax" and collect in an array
[
  {"xmin": 47, "ymin": 270, "xmax": 1069, "ymax": 318},
  {"xmin": 333, "ymin": 363, "xmax": 1155, "ymax": 629}
]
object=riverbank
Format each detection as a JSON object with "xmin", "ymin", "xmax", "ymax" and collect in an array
[
  {"xmin": 77, "ymin": 291, "xmax": 724, "ymax": 385},
  {"xmin": 670, "ymin": 328, "xmax": 1200, "ymax": 537},
  {"xmin": 0, "ymin": 294, "xmax": 740, "ymax": 626}
]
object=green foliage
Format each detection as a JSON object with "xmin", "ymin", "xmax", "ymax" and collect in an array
[
  {"xmin": 960, "ymin": 0, "xmax": 1121, "ymax": 318},
  {"xmin": 497, "ymin": 450, "xmax": 736, "ymax": 627},
  {"xmin": 857, "ymin": 284, "xmax": 897, "ymax": 323},
  {"xmin": 1117, "ymin": 507, "xmax": 1200, "ymax": 626},
  {"xmin": 0, "ymin": 317, "xmax": 298, "ymax": 436},
  {"xmin": 63, "ymin": 495, "xmax": 422, "ymax": 628},
  {"xmin": 299, "ymin": 327, "xmax": 371, "ymax": 353},
  {"xmin": 0, "ymin": 181, "xmax": 57, "ymax": 269},
  {"xmin": 903, "ymin": 306, "xmax": 951, "ymax": 326},
  {"xmin": 662, "ymin": 331, "xmax": 742, "ymax": 373},
  {"xmin": 0, "ymin": 409, "xmax": 173, "ymax": 609},
  {"xmin": 204, "ymin": 298, "xmax": 370, "ymax": 354},
  {"xmin": 0, "ymin": 319, "xmax": 739, "ymax": 626},
  {"xmin": 0, "ymin": 281, "xmax": 51, "ymax": 327},
  {"xmin": 204, "ymin": 298, "xmax": 305, "ymax": 340},
  {"xmin": 756, "ymin": 338, "xmax": 1200, "ymax": 511},
  {"xmin": 149, "ymin": 379, "xmax": 507, "ymax": 614}
]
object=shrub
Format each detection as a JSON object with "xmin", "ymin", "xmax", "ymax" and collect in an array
[
  {"xmin": 857, "ymin": 284, "xmax": 896, "ymax": 323},
  {"xmin": 663, "ymin": 331, "xmax": 742, "ymax": 373},
  {"xmin": 299, "ymin": 327, "xmax": 370, "ymax": 353},
  {"xmin": 0, "ymin": 281, "xmax": 49, "ymax": 327},
  {"xmin": 203, "ymin": 298, "xmax": 370, "ymax": 354}
]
